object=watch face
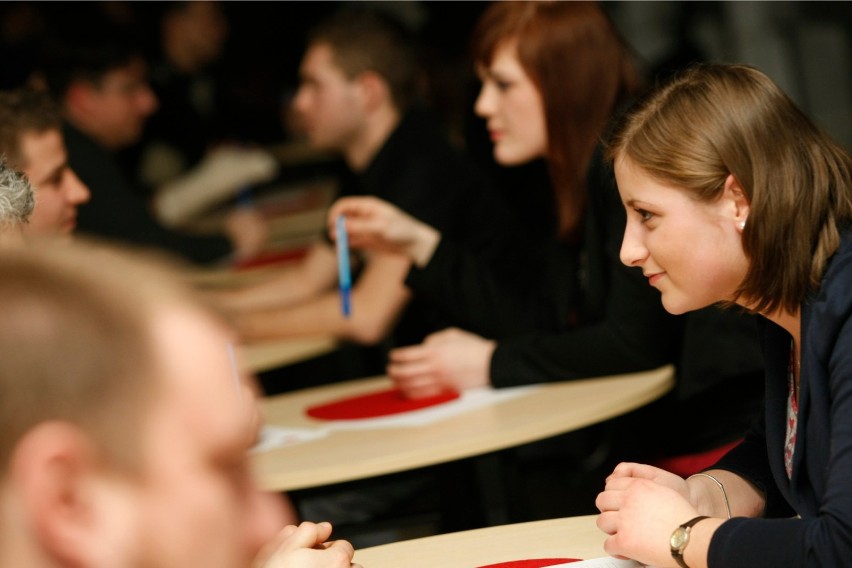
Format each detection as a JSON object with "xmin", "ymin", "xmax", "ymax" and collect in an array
[{"xmin": 670, "ymin": 527, "xmax": 688, "ymax": 549}]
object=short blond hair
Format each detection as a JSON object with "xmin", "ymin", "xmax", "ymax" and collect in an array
[{"xmin": 0, "ymin": 237, "xmax": 216, "ymax": 472}]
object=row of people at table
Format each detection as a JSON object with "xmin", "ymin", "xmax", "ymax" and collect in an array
[
  {"xmin": 0, "ymin": 20, "xmax": 318, "ymax": 549},
  {"xmin": 0, "ymin": 3, "xmax": 772, "ymax": 524},
  {"xmin": 215, "ymin": 2, "xmax": 762, "ymax": 471},
  {"xmin": 1, "ymin": 1, "xmax": 850, "ymax": 566},
  {"xmin": 217, "ymin": 2, "xmax": 851, "ymax": 566},
  {"xmin": 1, "ymin": 2, "xmax": 279, "ymax": 264},
  {"xmin": 35, "ymin": 20, "xmax": 273, "ymax": 264},
  {"xmin": 3, "ymin": 56, "xmax": 850, "ymax": 568}
]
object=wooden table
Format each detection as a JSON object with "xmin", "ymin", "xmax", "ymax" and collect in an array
[
  {"xmin": 353, "ymin": 515, "xmax": 608, "ymax": 568},
  {"xmin": 182, "ymin": 174, "xmax": 335, "ymax": 238},
  {"xmin": 240, "ymin": 336, "xmax": 339, "ymax": 374},
  {"xmin": 189, "ymin": 252, "xmax": 310, "ymax": 289},
  {"xmin": 253, "ymin": 365, "xmax": 674, "ymax": 492}
]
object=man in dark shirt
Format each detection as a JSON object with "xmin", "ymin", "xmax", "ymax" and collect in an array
[
  {"xmin": 37, "ymin": 21, "xmax": 267, "ymax": 265},
  {"xmin": 215, "ymin": 8, "xmax": 509, "ymax": 350}
]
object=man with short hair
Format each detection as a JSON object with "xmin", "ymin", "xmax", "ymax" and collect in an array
[
  {"xmin": 217, "ymin": 8, "xmax": 508, "ymax": 355},
  {"xmin": 37, "ymin": 19, "xmax": 267, "ymax": 265},
  {"xmin": 0, "ymin": 238, "xmax": 359, "ymax": 568},
  {"xmin": 0, "ymin": 157, "xmax": 34, "ymax": 244},
  {"xmin": 0, "ymin": 88, "xmax": 90, "ymax": 237}
]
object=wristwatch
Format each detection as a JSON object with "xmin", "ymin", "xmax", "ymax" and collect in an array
[{"xmin": 670, "ymin": 515, "xmax": 709, "ymax": 568}]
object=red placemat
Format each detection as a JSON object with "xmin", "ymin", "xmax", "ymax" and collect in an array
[
  {"xmin": 651, "ymin": 438, "xmax": 743, "ymax": 478},
  {"xmin": 305, "ymin": 387, "xmax": 460, "ymax": 420},
  {"xmin": 477, "ymin": 559, "xmax": 579, "ymax": 568},
  {"xmin": 233, "ymin": 247, "xmax": 309, "ymax": 271}
]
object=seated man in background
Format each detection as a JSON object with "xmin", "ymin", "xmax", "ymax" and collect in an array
[
  {"xmin": 128, "ymin": 0, "xmax": 282, "ymax": 228},
  {"xmin": 0, "ymin": 238, "xmax": 359, "ymax": 568},
  {"xmin": 0, "ymin": 158, "xmax": 34, "ymax": 245},
  {"xmin": 35, "ymin": 18, "xmax": 269, "ymax": 265},
  {"xmin": 0, "ymin": 88, "xmax": 90, "ymax": 238},
  {"xmin": 214, "ymin": 8, "xmax": 511, "ymax": 354}
]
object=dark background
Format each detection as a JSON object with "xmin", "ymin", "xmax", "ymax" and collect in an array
[{"xmin": 2, "ymin": 1, "xmax": 849, "ymax": 150}]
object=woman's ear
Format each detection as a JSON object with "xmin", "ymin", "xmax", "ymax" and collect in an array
[
  {"xmin": 11, "ymin": 422, "xmax": 117, "ymax": 567},
  {"xmin": 724, "ymin": 174, "xmax": 750, "ymax": 231}
]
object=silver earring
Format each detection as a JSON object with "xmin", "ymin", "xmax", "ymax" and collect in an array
[{"xmin": 738, "ymin": 220, "xmax": 746, "ymax": 231}]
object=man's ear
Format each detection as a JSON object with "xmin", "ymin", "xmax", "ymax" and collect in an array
[
  {"xmin": 64, "ymin": 82, "xmax": 98, "ymax": 119},
  {"xmin": 357, "ymin": 70, "xmax": 391, "ymax": 113},
  {"xmin": 11, "ymin": 421, "xmax": 110, "ymax": 567},
  {"xmin": 723, "ymin": 173, "xmax": 750, "ymax": 229}
]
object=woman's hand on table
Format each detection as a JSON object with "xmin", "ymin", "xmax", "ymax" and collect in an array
[
  {"xmin": 388, "ymin": 327, "xmax": 496, "ymax": 398},
  {"xmin": 254, "ymin": 521, "xmax": 361, "ymax": 568},
  {"xmin": 605, "ymin": 462, "xmax": 692, "ymax": 500},
  {"xmin": 327, "ymin": 196, "xmax": 441, "ymax": 267},
  {"xmin": 595, "ymin": 462, "xmax": 712, "ymax": 567}
]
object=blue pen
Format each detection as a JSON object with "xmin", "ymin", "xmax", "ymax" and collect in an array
[{"xmin": 336, "ymin": 214, "xmax": 352, "ymax": 317}]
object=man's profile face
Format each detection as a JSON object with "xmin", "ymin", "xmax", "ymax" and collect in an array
[
  {"xmin": 85, "ymin": 57, "xmax": 159, "ymax": 149},
  {"xmin": 292, "ymin": 43, "xmax": 365, "ymax": 152},
  {"xmin": 20, "ymin": 128, "xmax": 90, "ymax": 236},
  {"xmin": 100, "ymin": 308, "xmax": 285, "ymax": 568}
]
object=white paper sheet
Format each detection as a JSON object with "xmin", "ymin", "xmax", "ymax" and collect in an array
[
  {"xmin": 251, "ymin": 426, "xmax": 328, "ymax": 453},
  {"xmin": 252, "ymin": 385, "xmax": 540, "ymax": 452}
]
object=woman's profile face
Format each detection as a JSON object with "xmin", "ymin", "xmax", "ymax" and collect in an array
[
  {"xmin": 474, "ymin": 40, "xmax": 547, "ymax": 166},
  {"xmin": 615, "ymin": 156, "xmax": 750, "ymax": 315}
]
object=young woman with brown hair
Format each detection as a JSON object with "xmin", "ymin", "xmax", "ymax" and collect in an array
[
  {"xmin": 330, "ymin": 2, "xmax": 764, "ymax": 472},
  {"xmin": 597, "ymin": 62, "xmax": 852, "ymax": 568}
]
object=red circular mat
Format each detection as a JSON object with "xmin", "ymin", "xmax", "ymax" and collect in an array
[
  {"xmin": 305, "ymin": 387, "xmax": 460, "ymax": 420},
  {"xmin": 477, "ymin": 559, "xmax": 579, "ymax": 568}
]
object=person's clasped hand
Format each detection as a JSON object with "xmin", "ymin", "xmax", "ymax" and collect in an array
[
  {"xmin": 595, "ymin": 462, "xmax": 700, "ymax": 567},
  {"xmin": 327, "ymin": 196, "xmax": 440, "ymax": 267},
  {"xmin": 388, "ymin": 327, "xmax": 497, "ymax": 398},
  {"xmin": 253, "ymin": 521, "xmax": 361, "ymax": 568}
]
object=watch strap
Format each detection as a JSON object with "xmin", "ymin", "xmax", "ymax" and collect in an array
[{"xmin": 671, "ymin": 515, "xmax": 710, "ymax": 568}]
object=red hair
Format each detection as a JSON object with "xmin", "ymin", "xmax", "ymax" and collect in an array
[{"xmin": 472, "ymin": 1, "xmax": 641, "ymax": 239}]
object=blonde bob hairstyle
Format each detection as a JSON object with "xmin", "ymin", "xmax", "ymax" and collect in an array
[{"xmin": 606, "ymin": 63, "xmax": 852, "ymax": 315}]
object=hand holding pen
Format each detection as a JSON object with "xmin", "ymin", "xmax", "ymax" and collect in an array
[{"xmin": 328, "ymin": 196, "xmax": 441, "ymax": 268}]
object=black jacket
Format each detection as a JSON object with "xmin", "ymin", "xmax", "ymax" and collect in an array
[
  {"xmin": 710, "ymin": 229, "xmax": 852, "ymax": 567},
  {"xmin": 66, "ymin": 122, "xmax": 232, "ymax": 265}
]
